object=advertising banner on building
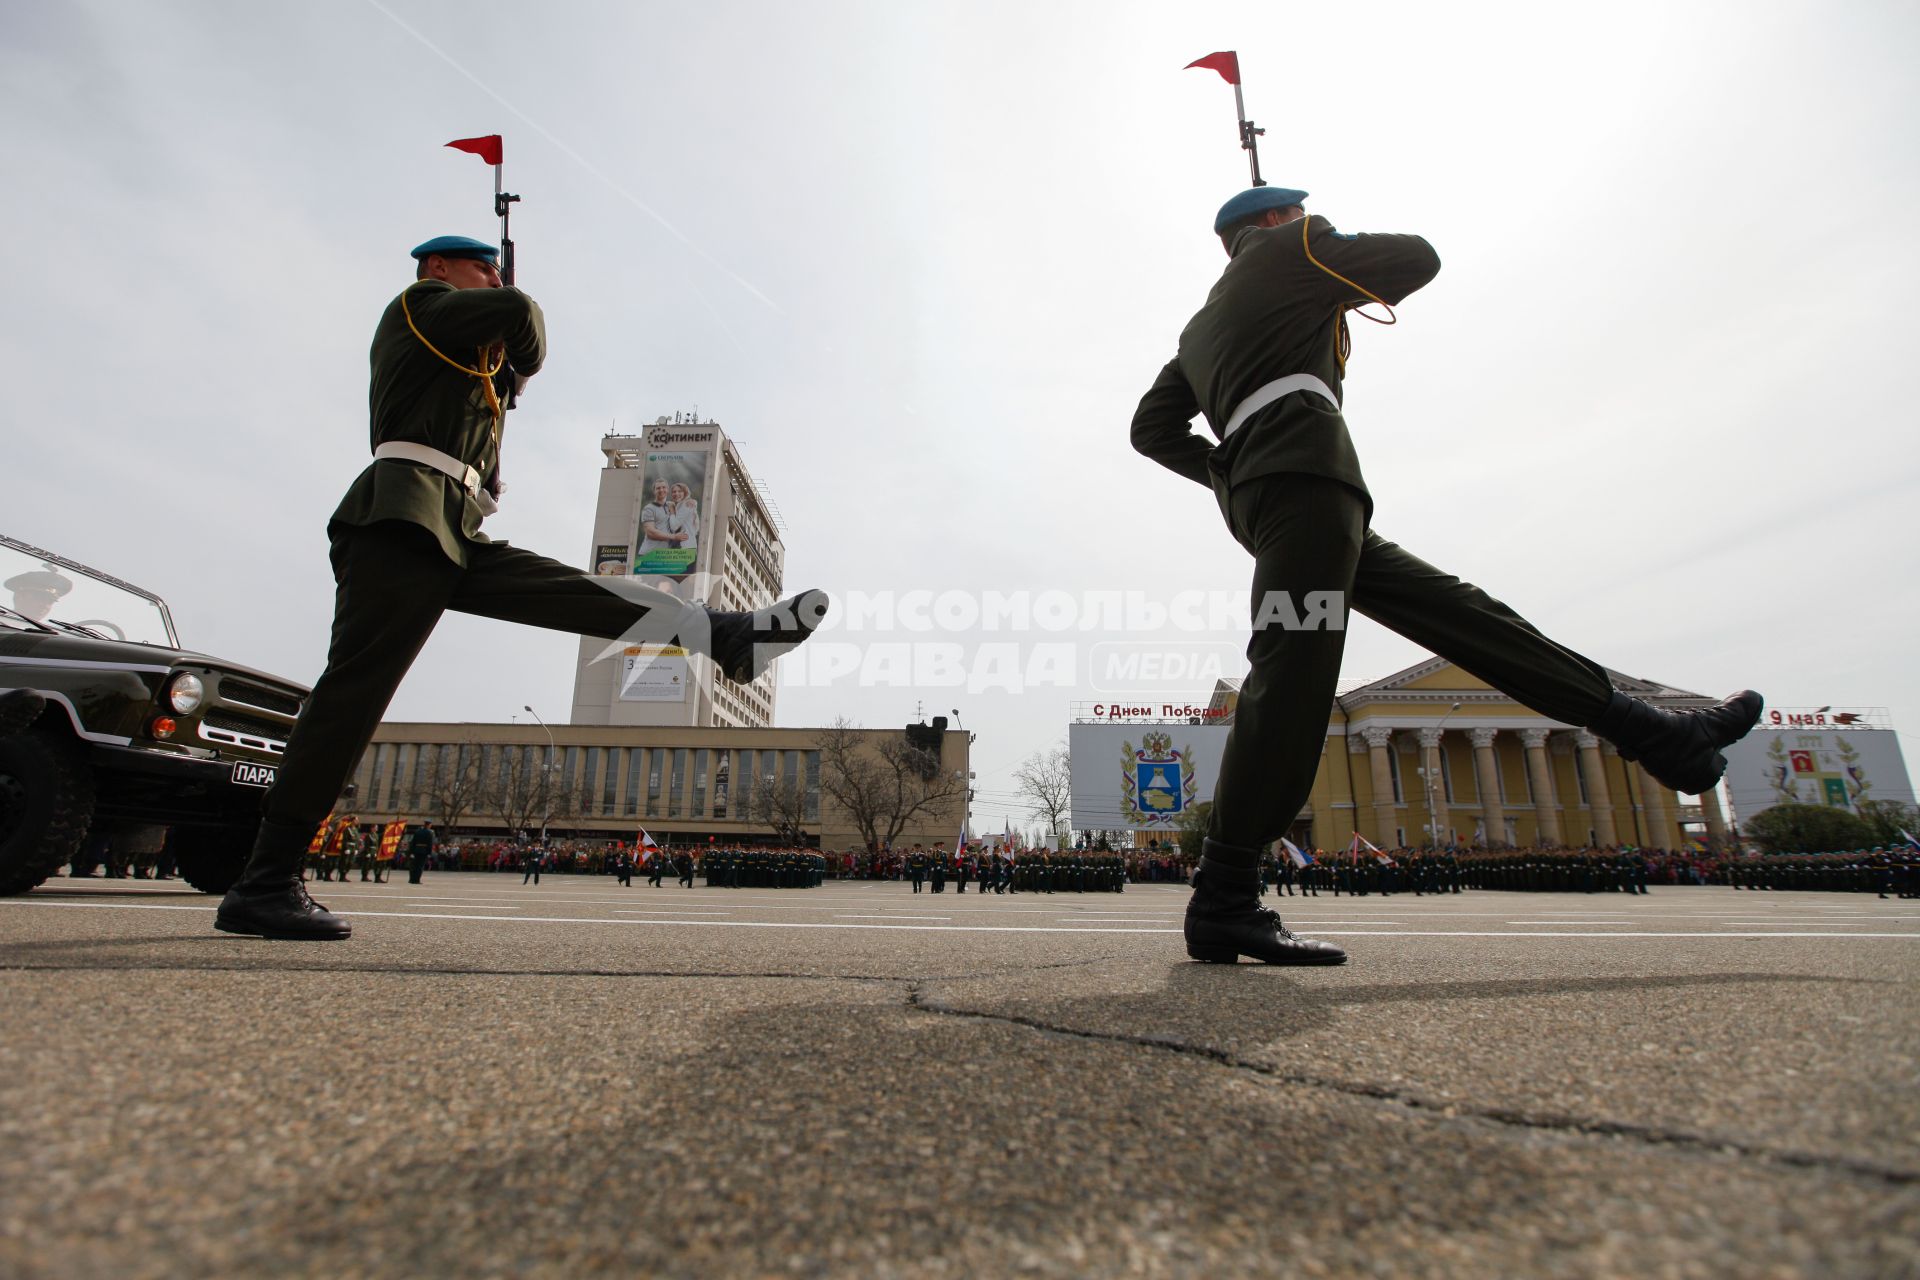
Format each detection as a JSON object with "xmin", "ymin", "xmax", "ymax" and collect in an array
[
  {"xmin": 1069, "ymin": 722, "xmax": 1230, "ymax": 832},
  {"xmin": 1722, "ymin": 728, "xmax": 1915, "ymax": 824},
  {"xmin": 593, "ymin": 543, "xmax": 630, "ymax": 576},
  {"xmin": 632, "ymin": 429, "xmax": 716, "ymax": 580},
  {"xmin": 618, "ymin": 645, "xmax": 690, "ymax": 703}
]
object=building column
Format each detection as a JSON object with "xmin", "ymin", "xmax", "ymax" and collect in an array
[
  {"xmin": 1700, "ymin": 786, "xmax": 1730, "ymax": 853},
  {"xmin": 1469, "ymin": 728, "xmax": 1507, "ymax": 848},
  {"xmin": 1520, "ymin": 728, "xmax": 1563, "ymax": 847},
  {"xmin": 1575, "ymin": 731, "xmax": 1617, "ymax": 847},
  {"xmin": 1638, "ymin": 765, "xmax": 1677, "ymax": 851},
  {"xmin": 1418, "ymin": 727, "xmax": 1450, "ymax": 848},
  {"xmin": 1345, "ymin": 732, "xmax": 1370, "ymax": 845},
  {"xmin": 1363, "ymin": 727, "xmax": 1399, "ymax": 847}
]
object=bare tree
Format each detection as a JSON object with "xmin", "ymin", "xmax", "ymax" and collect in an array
[
  {"xmin": 816, "ymin": 717, "xmax": 969, "ymax": 851},
  {"xmin": 544, "ymin": 774, "xmax": 594, "ymax": 829},
  {"xmin": 1013, "ymin": 741, "xmax": 1072, "ymax": 837},
  {"xmin": 754, "ymin": 777, "xmax": 810, "ymax": 845},
  {"xmin": 411, "ymin": 740, "xmax": 488, "ymax": 830},
  {"xmin": 482, "ymin": 744, "xmax": 555, "ymax": 840}
]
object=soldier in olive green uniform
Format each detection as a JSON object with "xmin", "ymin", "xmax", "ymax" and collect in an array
[
  {"xmin": 216, "ymin": 235, "xmax": 828, "ymax": 941},
  {"xmin": 1132, "ymin": 187, "xmax": 1762, "ymax": 966}
]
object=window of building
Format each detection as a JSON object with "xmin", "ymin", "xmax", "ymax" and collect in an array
[
  {"xmin": 624, "ymin": 748, "xmax": 644, "ymax": 817},
  {"xmin": 368, "ymin": 743, "xmax": 391, "ymax": 809},
  {"xmin": 411, "ymin": 744, "xmax": 434, "ymax": 808},
  {"xmin": 1387, "ymin": 745, "xmax": 1403, "ymax": 803},
  {"xmin": 647, "ymin": 748, "xmax": 663, "ymax": 818},
  {"xmin": 805, "ymin": 750, "xmax": 820, "ymax": 821},
  {"xmin": 601, "ymin": 748, "xmax": 620, "ymax": 815},
  {"xmin": 669, "ymin": 748, "xmax": 687, "ymax": 817},
  {"xmin": 1573, "ymin": 748, "xmax": 1590, "ymax": 805},
  {"xmin": 692, "ymin": 749, "xmax": 710, "ymax": 815},
  {"xmin": 736, "ymin": 751, "xmax": 754, "ymax": 814},
  {"xmin": 713, "ymin": 755, "xmax": 730, "ymax": 819}
]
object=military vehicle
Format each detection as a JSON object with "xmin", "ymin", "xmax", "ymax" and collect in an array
[{"xmin": 0, "ymin": 533, "xmax": 307, "ymax": 895}]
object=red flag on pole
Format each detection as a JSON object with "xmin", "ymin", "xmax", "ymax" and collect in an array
[
  {"xmin": 1185, "ymin": 51, "xmax": 1240, "ymax": 85},
  {"xmin": 445, "ymin": 134, "xmax": 503, "ymax": 165}
]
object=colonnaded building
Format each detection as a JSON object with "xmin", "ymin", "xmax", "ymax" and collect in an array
[
  {"xmin": 341, "ymin": 719, "xmax": 970, "ymax": 850},
  {"xmin": 1070, "ymin": 657, "xmax": 1735, "ymax": 853},
  {"xmin": 339, "ymin": 413, "xmax": 970, "ymax": 849}
]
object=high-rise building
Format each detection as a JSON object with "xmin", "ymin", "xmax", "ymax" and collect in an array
[{"xmin": 569, "ymin": 417, "xmax": 786, "ymax": 729}]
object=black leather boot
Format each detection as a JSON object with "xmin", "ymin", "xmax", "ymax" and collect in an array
[
  {"xmin": 1590, "ymin": 689, "xmax": 1763, "ymax": 795},
  {"xmin": 1186, "ymin": 838, "xmax": 1346, "ymax": 965},
  {"xmin": 215, "ymin": 818, "xmax": 351, "ymax": 940},
  {"xmin": 708, "ymin": 588, "xmax": 831, "ymax": 684}
]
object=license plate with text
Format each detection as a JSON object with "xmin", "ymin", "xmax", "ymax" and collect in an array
[{"xmin": 232, "ymin": 762, "xmax": 276, "ymax": 788}]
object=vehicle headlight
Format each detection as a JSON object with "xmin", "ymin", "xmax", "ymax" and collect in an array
[{"xmin": 167, "ymin": 672, "xmax": 205, "ymax": 715}]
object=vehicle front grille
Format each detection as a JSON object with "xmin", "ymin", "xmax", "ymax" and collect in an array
[
  {"xmin": 198, "ymin": 711, "xmax": 288, "ymax": 755},
  {"xmin": 220, "ymin": 679, "xmax": 303, "ymax": 717}
]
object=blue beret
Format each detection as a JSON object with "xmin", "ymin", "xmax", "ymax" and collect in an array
[
  {"xmin": 409, "ymin": 234, "xmax": 499, "ymax": 264},
  {"xmin": 1213, "ymin": 187, "xmax": 1310, "ymax": 235}
]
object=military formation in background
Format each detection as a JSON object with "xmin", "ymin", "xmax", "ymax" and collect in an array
[
  {"xmin": 1723, "ymin": 849, "xmax": 1920, "ymax": 896},
  {"xmin": 54, "ymin": 809, "xmax": 1917, "ymax": 899},
  {"xmin": 701, "ymin": 847, "xmax": 827, "ymax": 888},
  {"xmin": 1259, "ymin": 851, "xmax": 1466, "ymax": 897}
]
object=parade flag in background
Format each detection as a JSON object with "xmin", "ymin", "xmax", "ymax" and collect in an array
[
  {"xmin": 381, "ymin": 821, "xmax": 408, "ymax": 860},
  {"xmin": 1350, "ymin": 832, "xmax": 1391, "ymax": 864},
  {"xmin": 1281, "ymin": 838, "xmax": 1312, "ymax": 868},
  {"xmin": 445, "ymin": 134, "xmax": 503, "ymax": 164},
  {"xmin": 1185, "ymin": 51, "xmax": 1241, "ymax": 85},
  {"xmin": 1902, "ymin": 828, "xmax": 1920, "ymax": 852}
]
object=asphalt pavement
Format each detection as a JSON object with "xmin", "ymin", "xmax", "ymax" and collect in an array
[{"xmin": 1, "ymin": 873, "xmax": 1915, "ymax": 1278}]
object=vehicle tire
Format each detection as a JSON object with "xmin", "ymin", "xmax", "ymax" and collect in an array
[
  {"xmin": 0, "ymin": 727, "xmax": 97, "ymax": 895},
  {"xmin": 171, "ymin": 820, "xmax": 258, "ymax": 895}
]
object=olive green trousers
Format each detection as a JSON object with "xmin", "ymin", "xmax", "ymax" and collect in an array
[{"xmin": 1208, "ymin": 474, "xmax": 1614, "ymax": 851}]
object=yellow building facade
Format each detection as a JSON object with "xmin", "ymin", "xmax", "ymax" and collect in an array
[{"xmin": 1207, "ymin": 658, "xmax": 1732, "ymax": 852}]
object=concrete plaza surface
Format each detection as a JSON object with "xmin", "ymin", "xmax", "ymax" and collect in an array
[{"xmin": 1, "ymin": 876, "xmax": 1915, "ymax": 1279}]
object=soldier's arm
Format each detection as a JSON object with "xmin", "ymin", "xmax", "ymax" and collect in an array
[
  {"xmin": 1302, "ymin": 215, "xmax": 1441, "ymax": 307},
  {"xmin": 412, "ymin": 284, "xmax": 548, "ymax": 377},
  {"xmin": 1129, "ymin": 357, "xmax": 1213, "ymax": 489}
]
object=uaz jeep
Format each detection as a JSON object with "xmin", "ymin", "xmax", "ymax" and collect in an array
[{"xmin": 0, "ymin": 533, "xmax": 309, "ymax": 895}]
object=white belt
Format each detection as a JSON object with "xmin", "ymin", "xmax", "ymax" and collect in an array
[
  {"xmin": 373, "ymin": 441, "xmax": 499, "ymax": 516},
  {"xmin": 1222, "ymin": 373, "xmax": 1341, "ymax": 438}
]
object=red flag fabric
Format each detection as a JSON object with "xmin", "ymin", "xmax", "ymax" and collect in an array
[
  {"xmin": 1185, "ymin": 52, "xmax": 1240, "ymax": 86},
  {"xmin": 445, "ymin": 134, "xmax": 503, "ymax": 165}
]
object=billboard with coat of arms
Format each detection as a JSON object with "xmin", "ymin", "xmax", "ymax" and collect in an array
[
  {"xmin": 1722, "ymin": 727, "xmax": 1914, "ymax": 825},
  {"xmin": 1068, "ymin": 723, "xmax": 1231, "ymax": 832}
]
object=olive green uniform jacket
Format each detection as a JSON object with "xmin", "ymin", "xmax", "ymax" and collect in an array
[
  {"xmin": 329, "ymin": 280, "xmax": 547, "ymax": 565},
  {"xmin": 1129, "ymin": 215, "xmax": 1439, "ymax": 522}
]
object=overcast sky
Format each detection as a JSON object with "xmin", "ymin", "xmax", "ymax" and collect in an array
[{"xmin": 4, "ymin": 0, "xmax": 1916, "ymax": 835}]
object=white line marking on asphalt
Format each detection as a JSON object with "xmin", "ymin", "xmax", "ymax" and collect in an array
[
  {"xmin": 838, "ymin": 915, "xmax": 951, "ymax": 921},
  {"xmin": 611, "ymin": 909, "xmax": 732, "ymax": 916}
]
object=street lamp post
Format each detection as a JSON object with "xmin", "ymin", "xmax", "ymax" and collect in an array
[
  {"xmin": 1418, "ymin": 702, "xmax": 1463, "ymax": 849},
  {"xmin": 524, "ymin": 704, "xmax": 556, "ymax": 842}
]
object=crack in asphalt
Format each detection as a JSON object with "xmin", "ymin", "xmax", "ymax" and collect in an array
[{"xmin": 905, "ymin": 988, "xmax": 1920, "ymax": 1189}]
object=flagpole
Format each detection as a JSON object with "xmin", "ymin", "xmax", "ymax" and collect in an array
[
  {"xmin": 1186, "ymin": 52, "xmax": 1266, "ymax": 188},
  {"xmin": 1232, "ymin": 81, "xmax": 1264, "ymax": 187}
]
